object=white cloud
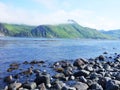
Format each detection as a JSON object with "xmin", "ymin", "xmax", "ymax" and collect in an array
[{"xmin": 0, "ymin": 1, "xmax": 120, "ymax": 30}]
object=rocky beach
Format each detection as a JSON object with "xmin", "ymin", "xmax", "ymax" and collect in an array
[{"xmin": 1, "ymin": 52, "xmax": 120, "ymax": 90}]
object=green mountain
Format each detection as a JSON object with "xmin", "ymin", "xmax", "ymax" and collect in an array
[
  {"xmin": 0, "ymin": 22, "xmax": 111, "ymax": 39},
  {"xmin": 101, "ymin": 30, "xmax": 120, "ymax": 39}
]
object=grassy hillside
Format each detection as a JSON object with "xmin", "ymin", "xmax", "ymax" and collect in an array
[
  {"xmin": 31, "ymin": 23, "xmax": 111, "ymax": 39},
  {"xmin": 0, "ymin": 22, "xmax": 112, "ymax": 39},
  {"xmin": 3, "ymin": 23, "xmax": 35, "ymax": 36}
]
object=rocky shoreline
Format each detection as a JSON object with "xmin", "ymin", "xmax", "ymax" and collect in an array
[{"xmin": 1, "ymin": 52, "xmax": 120, "ymax": 90}]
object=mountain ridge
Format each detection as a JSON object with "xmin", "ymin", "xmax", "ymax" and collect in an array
[{"xmin": 0, "ymin": 22, "xmax": 112, "ymax": 39}]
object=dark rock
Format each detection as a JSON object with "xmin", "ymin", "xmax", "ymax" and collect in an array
[
  {"xmin": 21, "ymin": 68, "xmax": 33, "ymax": 75},
  {"xmin": 7, "ymin": 63, "xmax": 20, "ymax": 72},
  {"xmin": 106, "ymin": 80, "xmax": 120, "ymax": 90},
  {"xmin": 35, "ymin": 73, "xmax": 51, "ymax": 87},
  {"xmin": 73, "ymin": 82, "xmax": 88, "ymax": 90},
  {"xmin": 103, "ymin": 51, "xmax": 108, "ymax": 54},
  {"xmin": 63, "ymin": 67, "xmax": 73, "ymax": 76},
  {"xmin": 52, "ymin": 80, "xmax": 65, "ymax": 90},
  {"xmin": 84, "ymin": 65, "xmax": 94, "ymax": 72},
  {"xmin": 4, "ymin": 75, "xmax": 13, "ymax": 83},
  {"xmin": 115, "ymin": 72, "xmax": 120, "ymax": 81},
  {"xmin": 23, "ymin": 82, "xmax": 37, "ymax": 89},
  {"xmin": 103, "ymin": 64, "xmax": 111, "ymax": 70},
  {"xmin": 55, "ymin": 67, "xmax": 64, "ymax": 73},
  {"xmin": 89, "ymin": 83, "xmax": 103, "ymax": 90},
  {"xmin": 74, "ymin": 70, "xmax": 90, "ymax": 77},
  {"xmin": 89, "ymin": 72, "xmax": 99, "ymax": 80},
  {"xmin": 53, "ymin": 73, "xmax": 66, "ymax": 81},
  {"xmin": 79, "ymin": 76, "xmax": 87, "ymax": 83},
  {"xmin": 23, "ymin": 61, "xmax": 29, "ymax": 64},
  {"xmin": 73, "ymin": 58, "xmax": 86, "ymax": 67},
  {"xmin": 98, "ymin": 55, "xmax": 105, "ymax": 61}
]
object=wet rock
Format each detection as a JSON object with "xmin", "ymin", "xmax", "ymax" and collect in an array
[
  {"xmin": 53, "ymin": 73, "xmax": 66, "ymax": 81},
  {"xmin": 114, "ymin": 57, "xmax": 120, "ymax": 62},
  {"xmin": 103, "ymin": 51, "xmax": 108, "ymax": 54},
  {"xmin": 21, "ymin": 68, "xmax": 33, "ymax": 75},
  {"xmin": 38, "ymin": 83, "xmax": 46, "ymax": 90},
  {"xmin": 23, "ymin": 82, "xmax": 37, "ymax": 89},
  {"xmin": 4, "ymin": 75, "xmax": 13, "ymax": 83},
  {"xmin": 73, "ymin": 58, "xmax": 86, "ymax": 67},
  {"xmin": 84, "ymin": 65, "xmax": 94, "ymax": 72},
  {"xmin": 8, "ymin": 82, "xmax": 22, "ymax": 90},
  {"xmin": 63, "ymin": 67, "xmax": 73, "ymax": 76},
  {"xmin": 98, "ymin": 55, "xmax": 105, "ymax": 61},
  {"xmin": 55, "ymin": 67, "xmax": 64, "ymax": 73},
  {"xmin": 23, "ymin": 61, "xmax": 29, "ymax": 64},
  {"xmin": 89, "ymin": 83, "xmax": 103, "ymax": 90},
  {"xmin": 115, "ymin": 72, "xmax": 120, "ymax": 81},
  {"xmin": 103, "ymin": 64, "xmax": 111, "ymax": 71},
  {"xmin": 34, "ymin": 69, "xmax": 41, "ymax": 74},
  {"xmin": 74, "ymin": 70, "xmax": 90, "ymax": 77},
  {"xmin": 62, "ymin": 86, "xmax": 76, "ymax": 90},
  {"xmin": 89, "ymin": 72, "xmax": 99, "ymax": 80},
  {"xmin": 35, "ymin": 73, "xmax": 51, "ymax": 87},
  {"xmin": 7, "ymin": 63, "xmax": 20, "ymax": 72},
  {"xmin": 52, "ymin": 80, "xmax": 65, "ymax": 90},
  {"xmin": 73, "ymin": 82, "xmax": 88, "ymax": 90},
  {"xmin": 106, "ymin": 80, "xmax": 120, "ymax": 90},
  {"xmin": 60, "ymin": 61, "xmax": 71, "ymax": 68},
  {"xmin": 79, "ymin": 76, "xmax": 87, "ymax": 83}
]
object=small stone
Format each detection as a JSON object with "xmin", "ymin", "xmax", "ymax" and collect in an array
[
  {"xmin": 53, "ymin": 73, "xmax": 66, "ymax": 80},
  {"xmin": 70, "ymin": 76, "xmax": 75, "ymax": 80},
  {"xmin": 79, "ymin": 76, "xmax": 87, "ymax": 83},
  {"xmin": 38, "ymin": 83, "xmax": 46, "ymax": 90},
  {"xmin": 23, "ymin": 82, "xmax": 37, "ymax": 89},
  {"xmin": 4, "ymin": 75, "xmax": 13, "ymax": 83},
  {"xmin": 73, "ymin": 58, "xmax": 85, "ymax": 67},
  {"xmin": 103, "ymin": 51, "xmax": 108, "ymax": 54},
  {"xmin": 73, "ymin": 82, "xmax": 88, "ymax": 90},
  {"xmin": 8, "ymin": 82, "xmax": 22, "ymax": 90},
  {"xmin": 55, "ymin": 67, "xmax": 64, "ymax": 73},
  {"xmin": 23, "ymin": 61, "xmax": 29, "ymax": 64},
  {"xmin": 74, "ymin": 70, "xmax": 90, "ymax": 77},
  {"xmin": 89, "ymin": 83, "xmax": 103, "ymax": 90},
  {"xmin": 98, "ymin": 55, "xmax": 105, "ymax": 61}
]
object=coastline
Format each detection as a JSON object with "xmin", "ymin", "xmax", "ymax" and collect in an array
[{"xmin": 1, "ymin": 53, "xmax": 120, "ymax": 90}]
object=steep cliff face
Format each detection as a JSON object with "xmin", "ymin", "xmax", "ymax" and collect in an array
[
  {"xmin": 0, "ymin": 23, "xmax": 9, "ymax": 36},
  {"xmin": 31, "ymin": 25, "xmax": 47, "ymax": 37}
]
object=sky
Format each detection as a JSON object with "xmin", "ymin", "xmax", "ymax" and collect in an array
[{"xmin": 0, "ymin": 0, "xmax": 120, "ymax": 30}]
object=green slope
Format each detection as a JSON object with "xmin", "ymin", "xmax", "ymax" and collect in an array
[
  {"xmin": 31, "ymin": 23, "xmax": 111, "ymax": 39},
  {"xmin": 0, "ymin": 22, "xmax": 111, "ymax": 39},
  {"xmin": 3, "ymin": 23, "xmax": 35, "ymax": 36}
]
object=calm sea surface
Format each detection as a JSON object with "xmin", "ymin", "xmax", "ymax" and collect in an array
[{"xmin": 0, "ymin": 37, "xmax": 120, "ymax": 63}]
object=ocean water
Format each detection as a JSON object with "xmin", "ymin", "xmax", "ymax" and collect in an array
[{"xmin": 0, "ymin": 37, "xmax": 120, "ymax": 63}]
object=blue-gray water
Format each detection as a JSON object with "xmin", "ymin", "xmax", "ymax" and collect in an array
[
  {"xmin": 0, "ymin": 37, "xmax": 120, "ymax": 88},
  {"xmin": 0, "ymin": 37, "xmax": 120, "ymax": 63}
]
